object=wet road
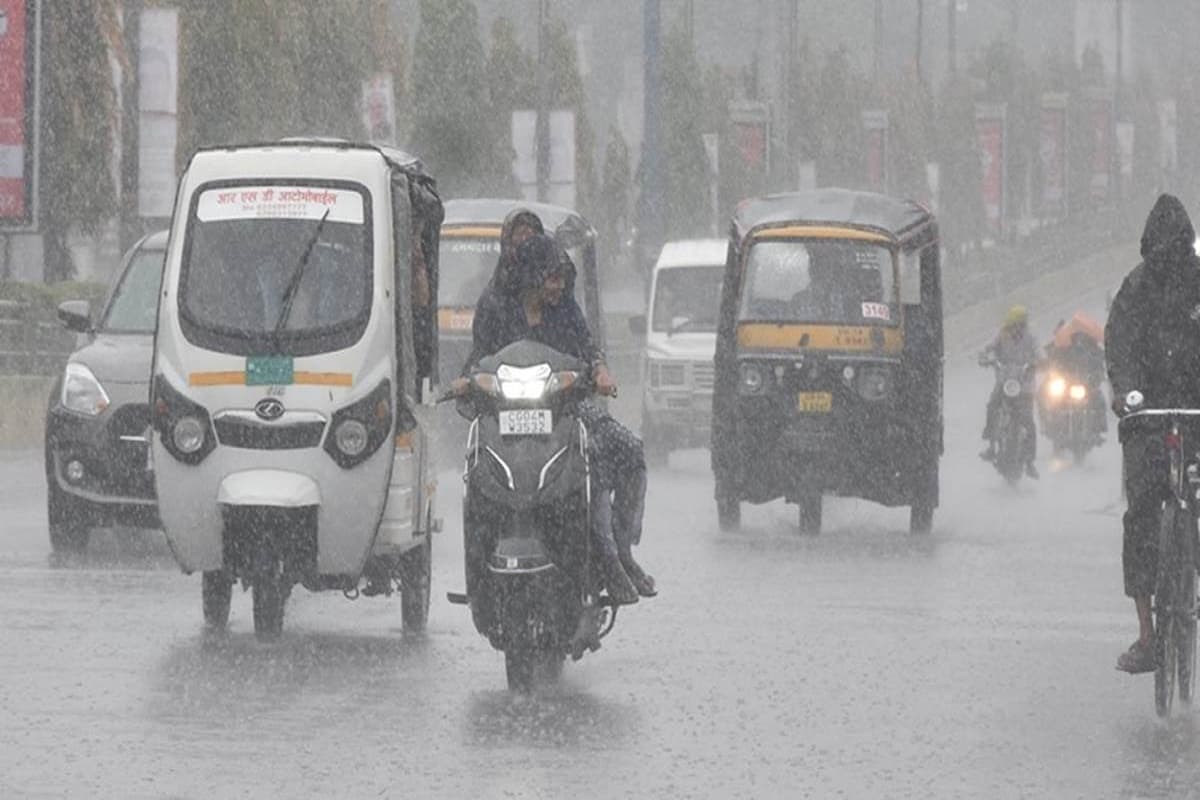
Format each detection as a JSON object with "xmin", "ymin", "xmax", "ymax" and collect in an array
[{"xmin": 3, "ymin": 288, "xmax": 1198, "ymax": 799}]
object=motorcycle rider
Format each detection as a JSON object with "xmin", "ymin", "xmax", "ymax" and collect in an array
[
  {"xmin": 979, "ymin": 305, "xmax": 1040, "ymax": 478},
  {"xmin": 1107, "ymin": 193, "xmax": 1200, "ymax": 674},
  {"xmin": 1043, "ymin": 313, "xmax": 1108, "ymax": 444},
  {"xmin": 452, "ymin": 233, "xmax": 656, "ymax": 604}
]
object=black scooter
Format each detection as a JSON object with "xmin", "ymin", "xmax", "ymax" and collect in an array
[
  {"xmin": 981, "ymin": 357, "xmax": 1035, "ymax": 485},
  {"xmin": 447, "ymin": 340, "xmax": 621, "ymax": 691}
]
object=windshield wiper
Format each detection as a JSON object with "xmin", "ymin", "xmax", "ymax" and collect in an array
[
  {"xmin": 668, "ymin": 316, "xmax": 699, "ymax": 336},
  {"xmin": 273, "ymin": 208, "xmax": 332, "ymax": 340}
]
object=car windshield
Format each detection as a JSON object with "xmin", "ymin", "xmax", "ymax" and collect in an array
[
  {"xmin": 740, "ymin": 239, "xmax": 897, "ymax": 325},
  {"xmin": 439, "ymin": 234, "xmax": 500, "ymax": 307},
  {"xmin": 179, "ymin": 184, "xmax": 370, "ymax": 348},
  {"xmin": 652, "ymin": 265, "xmax": 724, "ymax": 333},
  {"xmin": 102, "ymin": 246, "xmax": 165, "ymax": 333}
]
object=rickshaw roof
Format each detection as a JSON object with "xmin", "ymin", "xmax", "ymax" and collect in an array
[
  {"xmin": 733, "ymin": 189, "xmax": 933, "ymax": 242},
  {"xmin": 655, "ymin": 239, "xmax": 729, "ymax": 270},
  {"xmin": 442, "ymin": 199, "xmax": 595, "ymax": 240},
  {"xmin": 190, "ymin": 138, "xmax": 437, "ymax": 184}
]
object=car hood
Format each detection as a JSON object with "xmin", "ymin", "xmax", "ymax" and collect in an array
[
  {"xmin": 645, "ymin": 332, "xmax": 718, "ymax": 360},
  {"xmin": 70, "ymin": 332, "xmax": 154, "ymax": 385}
]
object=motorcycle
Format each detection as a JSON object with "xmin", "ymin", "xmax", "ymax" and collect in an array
[
  {"xmin": 447, "ymin": 339, "xmax": 623, "ymax": 691},
  {"xmin": 981, "ymin": 357, "xmax": 1035, "ymax": 485},
  {"xmin": 1038, "ymin": 369, "xmax": 1105, "ymax": 462}
]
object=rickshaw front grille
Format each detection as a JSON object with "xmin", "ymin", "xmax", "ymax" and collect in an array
[
  {"xmin": 214, "ymin": 417, "xmax": 327, "ymax": 450},
  {"xmin": 692, "ymin": 362, "xmax": 715, "ymax": 392}
]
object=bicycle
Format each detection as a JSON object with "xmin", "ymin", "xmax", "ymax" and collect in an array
[{"xmin": 1120, "ymin": 391, "xmax": 1200, "ymax": 717}]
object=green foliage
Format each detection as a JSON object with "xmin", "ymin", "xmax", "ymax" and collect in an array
[
  {"xmin": 935, "ymin": 74, "xmax": 984, "ymax": 248},
  {"xmin": 180, "ymin": 1, "xmax": 402, "ymax": 155},
  {"xmin": 658, "ymin": 26, "xmax": 712, "ymax": 239},
  {"xmin": 485, "ymin": 17, "xmax": 534, "ymax": 197},
  {"xmin": 0, "ymin": 280, "xmax": 108, "ymax": 321},
  {"xmin": 598, "ymin": 127, "xmax": 632, "ymax": 254},
  {"xmin": 410, "ymin": 0, "xmax": 493, "ymax": 197},
  {"xmin": 542, "ymin": 15, "xmax": 597, "ymax": 214},
  {"xmin": 39, "ymin": 0, "xmax": 123, "ymax": 281}
]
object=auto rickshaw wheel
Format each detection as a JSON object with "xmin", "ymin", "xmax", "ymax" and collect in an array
[
  {"xmin": 910, "ymin": 459, "xmax": 938, "ymax": 535},
  {"xmin": 201, "ymin": 571, "xmax": 233, "ymax": 628},
  {"xmin": 717, "ymin": 496, "xmax": 741, "ymax": 531},
  {"xmin": 251, "ymin": 571, "xmax": 289, "ymax": 641},
  {"xmin": 399, "ymin": 535, "xmax": 432, "ymax": 634},
  {"xmin": 797, "ymin": 490, "xmax": 823, "ymax": 536}
]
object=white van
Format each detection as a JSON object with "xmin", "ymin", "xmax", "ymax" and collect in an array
[{"xmin": 632, "ymin": 239, "xmax": 728, "ymax": 462}]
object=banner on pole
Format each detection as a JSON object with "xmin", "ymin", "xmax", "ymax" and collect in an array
[
  {"xmin": 362, "ymin": 73, "xmax": 396, "ymax": 145},
  {"xmin": 862, "ymin": 110, "xmax": 888, "ymax": 193},
  {"xmin": 0, "ymin": 0, "xmax": 39, "ymax": 229},
  {"xmin": 1038, "ymin": 93, "xmax": 1068, "ymax": 220},
  {"xmin": 976, "ymin": 103, "xmax": 1006, "ymax": 238}
]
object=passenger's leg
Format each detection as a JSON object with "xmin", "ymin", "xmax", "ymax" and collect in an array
[
  {"xmin": 590, "ymin": 484, "xmax": 637, "ymax": 605},
  {"xmin": 591, "ymin": 412, "xmax": 656, "ymax": 596}
]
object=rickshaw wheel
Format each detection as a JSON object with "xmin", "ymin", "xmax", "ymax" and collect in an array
[
  {"xmin": 717, "ymin": 496, "xmax": 741, "ymax": 531},
  {"xmin": 201, "ymin": 571, "xmax": 233, "ymax": 628},
  {"xmin": 797, "ymin": 491, "xmax": 822, "ymax": 536},
  {"xmin": 399, "ymin": 535, "xmax": 432, "ymax": 634},
  {"xmin": 910, "ymin": 503, "xmax": 934, "ymax": 535},
  {"xmin": 252, "ymin": 574, "xmax": 288, "ymax": 641}
]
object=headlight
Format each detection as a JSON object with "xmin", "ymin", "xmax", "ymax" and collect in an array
[
  {"xmin": 172, "ymin": 416, "xmax": 206, "ymax": 454},
  {"xmin": 61, "ymin": 362, "xmax": 110, "ymax": 416},
  {"xmin": 1068, "ymin": 384, "xmax": 1087, "ymax": 401},
  {"xmin": 855, "ymin": 365, "xmax": 891, "ymax": 401},
  {"xmin": 1003, "ymin": 378, "xmax": 1022, "ymax": 398},
  {"xmin": 739, "ymin": 363, "xmax": 765, "ymax": 395},
  {"xmin": 498, "ymin": 363, "xmax": 551, "ymax": 400},
  {"xmin": 1046, "ymin": 376, "xmax": 1067, "ymax": 399},
  {"xmin": 334, "ymin": 419, "xmax": 369, "ymax": 457}
]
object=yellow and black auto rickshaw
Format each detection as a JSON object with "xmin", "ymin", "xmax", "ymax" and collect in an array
[
  {"xmin": 710, "ymin": 189, "xmax": 943, "ymax": 534},
  {"xmin": 437, "ymin": 199, "xmax": 605, "ymax": 383}
]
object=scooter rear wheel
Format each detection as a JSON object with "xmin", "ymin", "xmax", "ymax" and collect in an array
[
  {"xmin": 252, "ymin": 573, "xmax": 288, "ymax": 641},
  {"xmin": 399, "ymin": 536, "xmax": 431, "ymax": 634}
]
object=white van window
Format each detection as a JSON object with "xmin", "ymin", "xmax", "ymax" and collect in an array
[{"xmin": 652, "ymin": 265, "xmax": 724, "ymax": 333}]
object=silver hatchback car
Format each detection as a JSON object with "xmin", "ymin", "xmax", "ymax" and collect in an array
[{"xmin": 43, "ymin": 231, "xmax": 167, "ymax": 554}]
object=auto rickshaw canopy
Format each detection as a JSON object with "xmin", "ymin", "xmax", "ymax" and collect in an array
[
  {"xmin": 733, "ymin": 188, "xmax": 935, "ymax": 246},
  {"xmin": 442, "ymin": 199, "xmax": 596, "ymax": 248}
]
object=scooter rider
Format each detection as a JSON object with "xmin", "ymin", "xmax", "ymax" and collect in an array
[
  {"xmin": 452, "ymin": 233, "xmax": 657, "ymax": 604},
  {"xmin": 980, "ymin": 305, "xmax": 1040, "ymax": 478},
  {"xmin": 1107, "ymin": 193, "xmax": 1200, "ymax": 674},
  {"xmin": 1044, "ymin": 316, "xmax": 1108, "ymax": 443}
]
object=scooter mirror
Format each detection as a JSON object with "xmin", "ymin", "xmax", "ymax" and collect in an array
[{"xmin": 1125, "ymin": 390, "xmax": 1144, "ymax": 411}]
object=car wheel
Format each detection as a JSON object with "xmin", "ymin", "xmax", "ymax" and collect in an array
[{"xmin": 47, "ymin": 479, "xmax": 91, "ymax": 555}]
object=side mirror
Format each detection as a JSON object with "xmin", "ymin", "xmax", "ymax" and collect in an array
[
  {"xmin": 56, "ymin": 300, "xmax": 92, "ymax": 333},
  {"xmin": 628, "ymin": 315, "xmax": 647, "ymax": 336}
]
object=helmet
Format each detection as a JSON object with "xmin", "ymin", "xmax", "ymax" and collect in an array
[{"xmin": 1004, "ymin": 305, "xmax": 1028, "ymax": 327}]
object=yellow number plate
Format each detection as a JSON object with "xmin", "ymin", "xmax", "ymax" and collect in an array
[{"xmin": 797, "ymin": 392, "xmax": 833, "ymax": 413}]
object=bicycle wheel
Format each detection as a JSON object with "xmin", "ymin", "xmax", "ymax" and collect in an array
[
  {"xmin": 1178, "ymin": 511, "xmax": 1198, "ymax": 704},
  {"xmin": 1155, "ymin": 505, "xmax": 1182, "ymax": 717}
]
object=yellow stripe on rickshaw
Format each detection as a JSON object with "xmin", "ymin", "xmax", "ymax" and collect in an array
[
  {"xmin": 752, "ymin": 225, "xmax": 893, "ymax": 244},
  {"xmin": 737, "ymin": 323, "xmax": 903, "ymax": 353},
  {"xmin": 438, "ymin": 306, "xmax": 475, "ymax": 332},
  {"xmin": 188, "ymin": 371, "xmax": 354, "ymax": 387},
  {"xmin": 441, "ymin": 225, "xmax": 502, "ymax": 239}
]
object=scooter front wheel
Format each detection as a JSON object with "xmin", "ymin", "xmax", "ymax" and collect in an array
[
  {"xmin": 201, "ymin": 571, "xmax": 233, "ymax": 629},
  {"xmin": 252, "ymin": 572, "xmax": 289, "ymax": 641},
  {"xmin": 504, "ymin": 647, "xmax": 563, "ymax": 692}
]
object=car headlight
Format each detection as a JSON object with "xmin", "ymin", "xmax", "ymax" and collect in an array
[
  {"xmin": 1046, "ymin": 376, "xmax": 1067, "ymax": 399},
  {"xmin": 172, "ymin": 416, "xmax": 206, "ymax": 454},
  {"xmin": 61, "ymin": 362, "xmax": 110, "ymax": 416},
  {"xmin": 1068, "ymin": 384, "xmax": 1087, "ymax": 401},
  {"xmin": 738, "ymin": 362, "xmax": 765, "ymax": 395},
  {"xmin": 855, "ymin": 365, "xmax": 891, "ymax": 401},
  {"xmin": 334, "ymin": 419, "xmax": 369, "ymax": 457}
]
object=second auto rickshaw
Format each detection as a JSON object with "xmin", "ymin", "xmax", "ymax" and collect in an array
[{"xmin": 710, "ymin": 189, "xmax": 943, "ymax": 534}]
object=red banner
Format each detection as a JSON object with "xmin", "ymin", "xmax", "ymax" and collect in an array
[
  {"xmin": 976, "ymin": 107, "xmax": 1005, "ymax": 237},
  {"xmin": 862, "ymin": 110, "xmax": 888, "ymax": 193},
  {"xmin": 1039, "ymin": 96, "xmax": 1067, "ymax": 220},
  {"xmin": 0, "ymin": 0, "xmax": 30, "ymax": 224}
]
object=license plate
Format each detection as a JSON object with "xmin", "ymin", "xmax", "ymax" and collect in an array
[
  {"xmin": 797, "ymin": 392, "xmax": 833, "ymax": 413},
  {"xmin": 499, "ymin": 409, "xmax": 553, "ymax": 436},
  {"xmin": 246, "ymin": 355, "xmax": 294, "ymax": 386}
]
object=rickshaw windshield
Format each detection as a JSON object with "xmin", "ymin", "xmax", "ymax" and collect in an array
[
  {"xmin": 740, "ymin": 239, "xmax": 897, "ymax": 325},
  {"xmin": 653, "ymin": 265, "xmax": 724, "ymax": 333},
  {"xmin": 439, "ymin": 234, "xmax": 499, "ymax": 307},
  {"xmin": 179, "ymin": 184, "xmax": 371, "ymax": 350}
]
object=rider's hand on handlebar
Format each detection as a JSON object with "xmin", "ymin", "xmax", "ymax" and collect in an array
[
  {"xmin": 449, "ymin": 376, "xmax": 470, "ymax": 397},
  {"xmin": 593, "ymin": 364, "xmax": 618, "ymax": 397}
]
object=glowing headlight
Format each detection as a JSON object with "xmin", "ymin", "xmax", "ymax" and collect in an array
[
  {"xmin": 498, "ymin": 363, "xmax": 551, "ymax": 400},
  {"xmin": 61, "ymin": 362, "xmax": 110, "ymax": 416},
  {"xmin": 334, "ymin": 419, "xmax": 369, "ymax": 457},
  {"xmin": 1068, "ymin": 384, "xmax": 1087, "ymax": 401},
  {"xmin": 172, "ymin": 416, "xmax": 206, "ymax": 454},
  {"xmin": 1002, "ymin": 379, "xmax": 1022, "ymax": 398},
  {"xmin": 739, "ymin": 363, "xmax": 765, "ymax": 394},
  {"xmin": 1047, "ymin": 376, "xmax": 1067, "ymax": 399}
]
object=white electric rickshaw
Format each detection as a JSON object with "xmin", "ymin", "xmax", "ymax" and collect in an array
[{"xmin": 151, "ymin": 140, "xmax": 443, "ymax": 639}]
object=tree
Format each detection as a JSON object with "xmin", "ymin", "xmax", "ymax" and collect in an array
[
  {"xmin": 410, "ymin": 0, "xmax": 494, "ymax": 197},
  {"xmin": 180, "ymin": 1, "xmax": 402, "ymax": 153},
  {"xmin": 657, "ymin": 25, "xmax": 711, "ymax": 239},
  {"xmin": 485, "ymin": 16, "xmax": 534, "ymax": 197},
  {"xmin": 934, "ymin": 73, "xmax": 984, "ymax": 251},
  {"xmin": 813, "ymin": 46, "xmax": 866, "ymax": 189},
  {"xmin": 40, "ymin": 1, "xmax": 123, "ymax": 281},
  {"xmin": 542, "ymin": 14, "xmax": 597, "ymax": 215},
  {"xmin": 598, "ymin": 126, "xmax": 632, "ymax": 264}
]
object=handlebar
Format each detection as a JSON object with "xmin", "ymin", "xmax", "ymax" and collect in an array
[{"xmin": 1120, "ymin": 408, "xmax": 1200, "ymax": 421}]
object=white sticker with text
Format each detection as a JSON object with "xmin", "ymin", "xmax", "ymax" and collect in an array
[
  {"xmin": 197, "ymin": 186, "xmax": 364, "ymax": 224},
  {"xmin": 861, "ymin": 302, "xmax": 891, "ymax": 321}
]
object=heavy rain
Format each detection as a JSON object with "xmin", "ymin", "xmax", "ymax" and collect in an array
[{"xmin": 3, "ymin": 1, "xmax": 1200, "ymax": 797}]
